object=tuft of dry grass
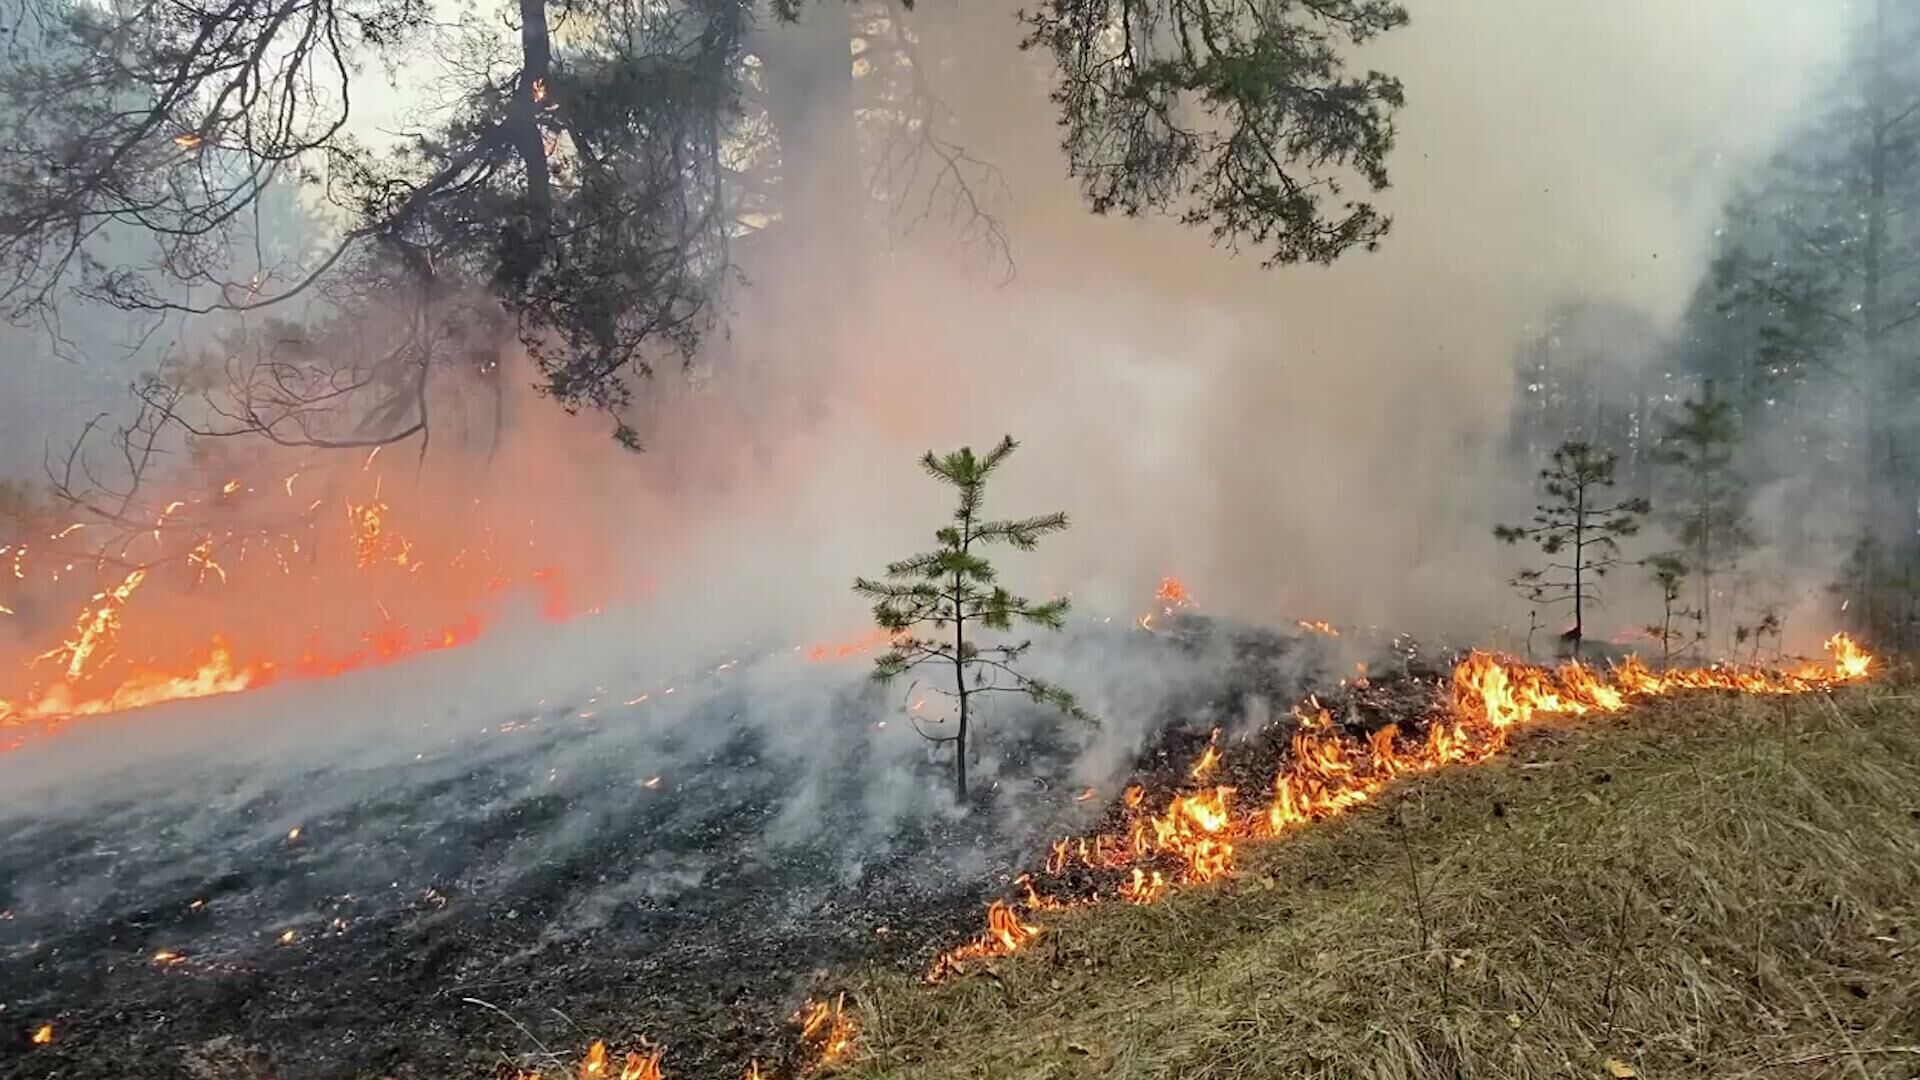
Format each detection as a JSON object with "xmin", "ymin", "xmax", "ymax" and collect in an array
[{"xmin": 845, "ymin": 685, "xmax": 1920, "ymax": 1080}]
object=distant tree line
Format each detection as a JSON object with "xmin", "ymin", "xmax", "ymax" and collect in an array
[{"xmin": 1505, "ymin": 0, "xmax": 1920, "ymax": 652}]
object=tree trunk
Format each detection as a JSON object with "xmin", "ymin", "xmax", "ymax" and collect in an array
[
  {"xmin": 952, "ymin": 567, "xmax": 968, "ymax": 802},
  {"xmin": 1571, "ymin": 483, "xmax": 1586, "ymax": 657},
  {"xmin": 749, "ymin": 5, "xmax": 864, "ymax": 283},
  {"xmin": 513, "ymin": 0, "xmax": 554, "ymax": 239},
  {"xmin": 1699, "ymin": 468, "xmax": 1713, "ymax": 654},
  {"xmin": 1861, "ymin": 0, "xmax": 1893, "ymax": 614}
]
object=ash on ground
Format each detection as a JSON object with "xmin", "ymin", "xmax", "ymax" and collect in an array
[{"xmin": 0, "ymin": 615, "xmax": 1421, "ymax": 1079}]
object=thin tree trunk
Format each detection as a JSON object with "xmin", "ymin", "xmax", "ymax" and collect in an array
[
  {"xmin": 1660, "ymin": 596, "xmax": 1673, "ymax": 669},
  {"xmin": 952, "ymin": 482, "xmax": 970, "ymax": 801},
  {"xmin": 953, "ymin": 573, "xmax": 968, "ymax": 803},
  {"xmin": 1700, "ymin": 467, "xmax": 1713, "ymax": 654},
  {"xmin": 1572, "ymin": 483, "xmax": 1586, "ymax": 657}
]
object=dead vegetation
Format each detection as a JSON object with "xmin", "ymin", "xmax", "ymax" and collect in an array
[{"xmin": 845, "ymin": 682, "xmax": 1920, "ymax": 1079}]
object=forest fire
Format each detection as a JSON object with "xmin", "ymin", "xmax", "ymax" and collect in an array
[
  {"xmin": 925, "ymin": 631, "xmax": 1876, "ymax": 981},
  {"xmin": 0, "ymin": 458, "xmax": 594, "ymax": 743}
]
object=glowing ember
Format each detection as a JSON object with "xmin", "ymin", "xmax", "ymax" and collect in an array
[
  {"xmin": 150, "ymin": 949, "xmax": 184, "ymax": 966},
  {"xmin": 1156, "ymin": 576, "xmax": 1194, "ymax": 606},
  {"xmin": 31, "ymin": 1023, "xmax": 53, "ymax": 1045},
  {"xmin": 1135, "ymin": 575, "xmax": 1199, "ymax": 632},
  {"xmin": 278, "ymin": 929, "xmax": 297, "ymax": 945},
  {"xmin": 805, "ymin": 627, "xmax": 898, "ymax": 661}
]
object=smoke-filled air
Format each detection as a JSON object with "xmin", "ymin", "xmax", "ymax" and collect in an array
[{"xmin": 0, "ymin": 0, "xmax": 1909, "ymax": 1077}]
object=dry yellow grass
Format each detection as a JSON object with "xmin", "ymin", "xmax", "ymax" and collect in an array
[{"xmin": 845, "ymin": 683, "xmax": 1920, "ymax": 1080}]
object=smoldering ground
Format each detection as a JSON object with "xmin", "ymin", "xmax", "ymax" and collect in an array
[{"xmin": 0, "ymin": 602, "xmax": 1377, "ymax": 1080}]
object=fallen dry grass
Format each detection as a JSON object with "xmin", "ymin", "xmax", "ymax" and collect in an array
[{"xmin": 845, "ymin": 682, "xmax": 1920, "ymax": 1080}]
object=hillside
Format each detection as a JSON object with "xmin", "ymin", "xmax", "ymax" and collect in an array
[{"xmin": 845, "ymin": 682, "xmax": 1920, "ymax": 1079}]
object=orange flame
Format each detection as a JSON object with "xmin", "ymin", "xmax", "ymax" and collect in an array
[
  {"xmin": 31, "ymin": 1023, "xmax": 53, "ymax": 1045},
  {"xmin": 925, "ymin": 900, "xmax": 1038, "ymax": 982},
  {"xmin": 1188, "ymin": 728, "xmax": 1222, "ymax": 781},
  {"xmin": 37, "ymin": 568, "xmax": 148, "ymax": 680},
  {"xmin": 925, "ymin": 630, "xmax": 1875, "ymax": 981},
  {"xmin": 619, "ymin": 1050, "xmax": 663, "ymax": 1080},
  {"xmin": 795, "ymin": 993, "xmax": 856, "ymax": 1066},
  {"xmin": 805, "ymin": 628, "xmax": 899, "ymax": 662},
  {"xmin": 1156, "ymin": 577, "xmax": 1194, "ymax": 607},
  {"xmin": 2, "ymin": 461, "xmax": 596, "ymax": 741}
]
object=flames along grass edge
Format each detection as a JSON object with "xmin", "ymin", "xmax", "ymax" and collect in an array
[{"xmin": 534, "ymin": 626, "xmax": 1878, "ymax": 1078}]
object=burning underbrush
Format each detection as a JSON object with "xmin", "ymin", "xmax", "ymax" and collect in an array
[
  {"xmin": 0, "ymin": 585, "xmax": 1879, "ymax": 1080},
  {"xmin": 846, "ymin": 672, "xmax": 1917, "ymax": 1080},
  {"xmin": 922, "ymin": 627, "xmax": 1874, "ymax": 985},
  {"xmin": 0, "ymin": 426, "xmax": 660, "ymax": 751},
  {"xmin": 0, "ymin": 609, "xmax": 1275, "ymax": 1080}
]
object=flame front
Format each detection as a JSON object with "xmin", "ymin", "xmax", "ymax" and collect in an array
[
  {"xmin": 926, "ymin": 632, "xmax": 1876, "ymax": 980},
  {"xmin": 0, "ymin": 458, "xmax": 598, "ymax": 742}
]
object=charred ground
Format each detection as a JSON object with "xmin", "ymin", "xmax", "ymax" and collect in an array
[{"xmin": 0, "ymin": 616, "xmax": 1418, "ymax": 1080}]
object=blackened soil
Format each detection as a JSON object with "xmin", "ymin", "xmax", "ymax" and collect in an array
[{"xmin": 0, "ymin": 617, "xmax": 1414, "ymax": 1080}]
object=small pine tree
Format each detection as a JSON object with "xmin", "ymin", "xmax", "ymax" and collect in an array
[
  {"xmin": 854, "ymin": 436, "xmax": 1090, "ymax": 802},
  {"xmin": 1651, "ymin": 387, "xmax": 1753, "ymax": 653},
  {"xmin": 1495, "ymin": 441, "xmax": 1652, "ymax": 658},
  {"xmin": 1643, "ymin": 552, "xmax": 1695, "ymax": 669}
]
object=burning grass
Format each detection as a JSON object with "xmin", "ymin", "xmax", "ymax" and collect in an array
[
  {"xmin": 845, "ymin": 678, "xmax": 1920, "ymax": 1079},
  {"xmin": 919, "ymin": 635, "xmax": 1874, "ymax": 984}
]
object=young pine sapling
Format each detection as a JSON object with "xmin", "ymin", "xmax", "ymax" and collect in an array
[
  {"xmin": 1495, "ymin": 441, "xmax": 1651, "ymax": 658},
  {"xmin": 1643, "ymin": 553, "xmax": 1696, "ymax": 669},
  {"xmin": 854, "ymin": 436, "xmax": 1090, "ymax": 802}
]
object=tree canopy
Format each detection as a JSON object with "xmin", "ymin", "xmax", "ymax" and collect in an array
[{"xmin": 0, "ymin": 0, "xmax": 1410, "ymax": 446}]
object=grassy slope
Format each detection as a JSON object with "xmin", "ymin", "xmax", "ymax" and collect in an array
[{"xmin": 846, "ymin": 684, "xmax": 1920, "ymax": 1080}]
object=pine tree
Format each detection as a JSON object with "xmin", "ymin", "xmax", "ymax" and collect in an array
[
  {"xmin": 1495, "ymin": 441, "xmax": 1651, "ymax": 657},
  {"xmin": 1642, "ymin": 552, "xmax": 1696, "ymax": 668},
  {"xmin": 1679, "ymin": 0, "xmax": 1920, "ymax": 635},
  {"xmin": 854, "ymin": 436, "xmax": 1089, "ymax": 802},
  {"xmin": 1651, "ymin": 389, "xmax": 1754, "ymax": 653}
]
